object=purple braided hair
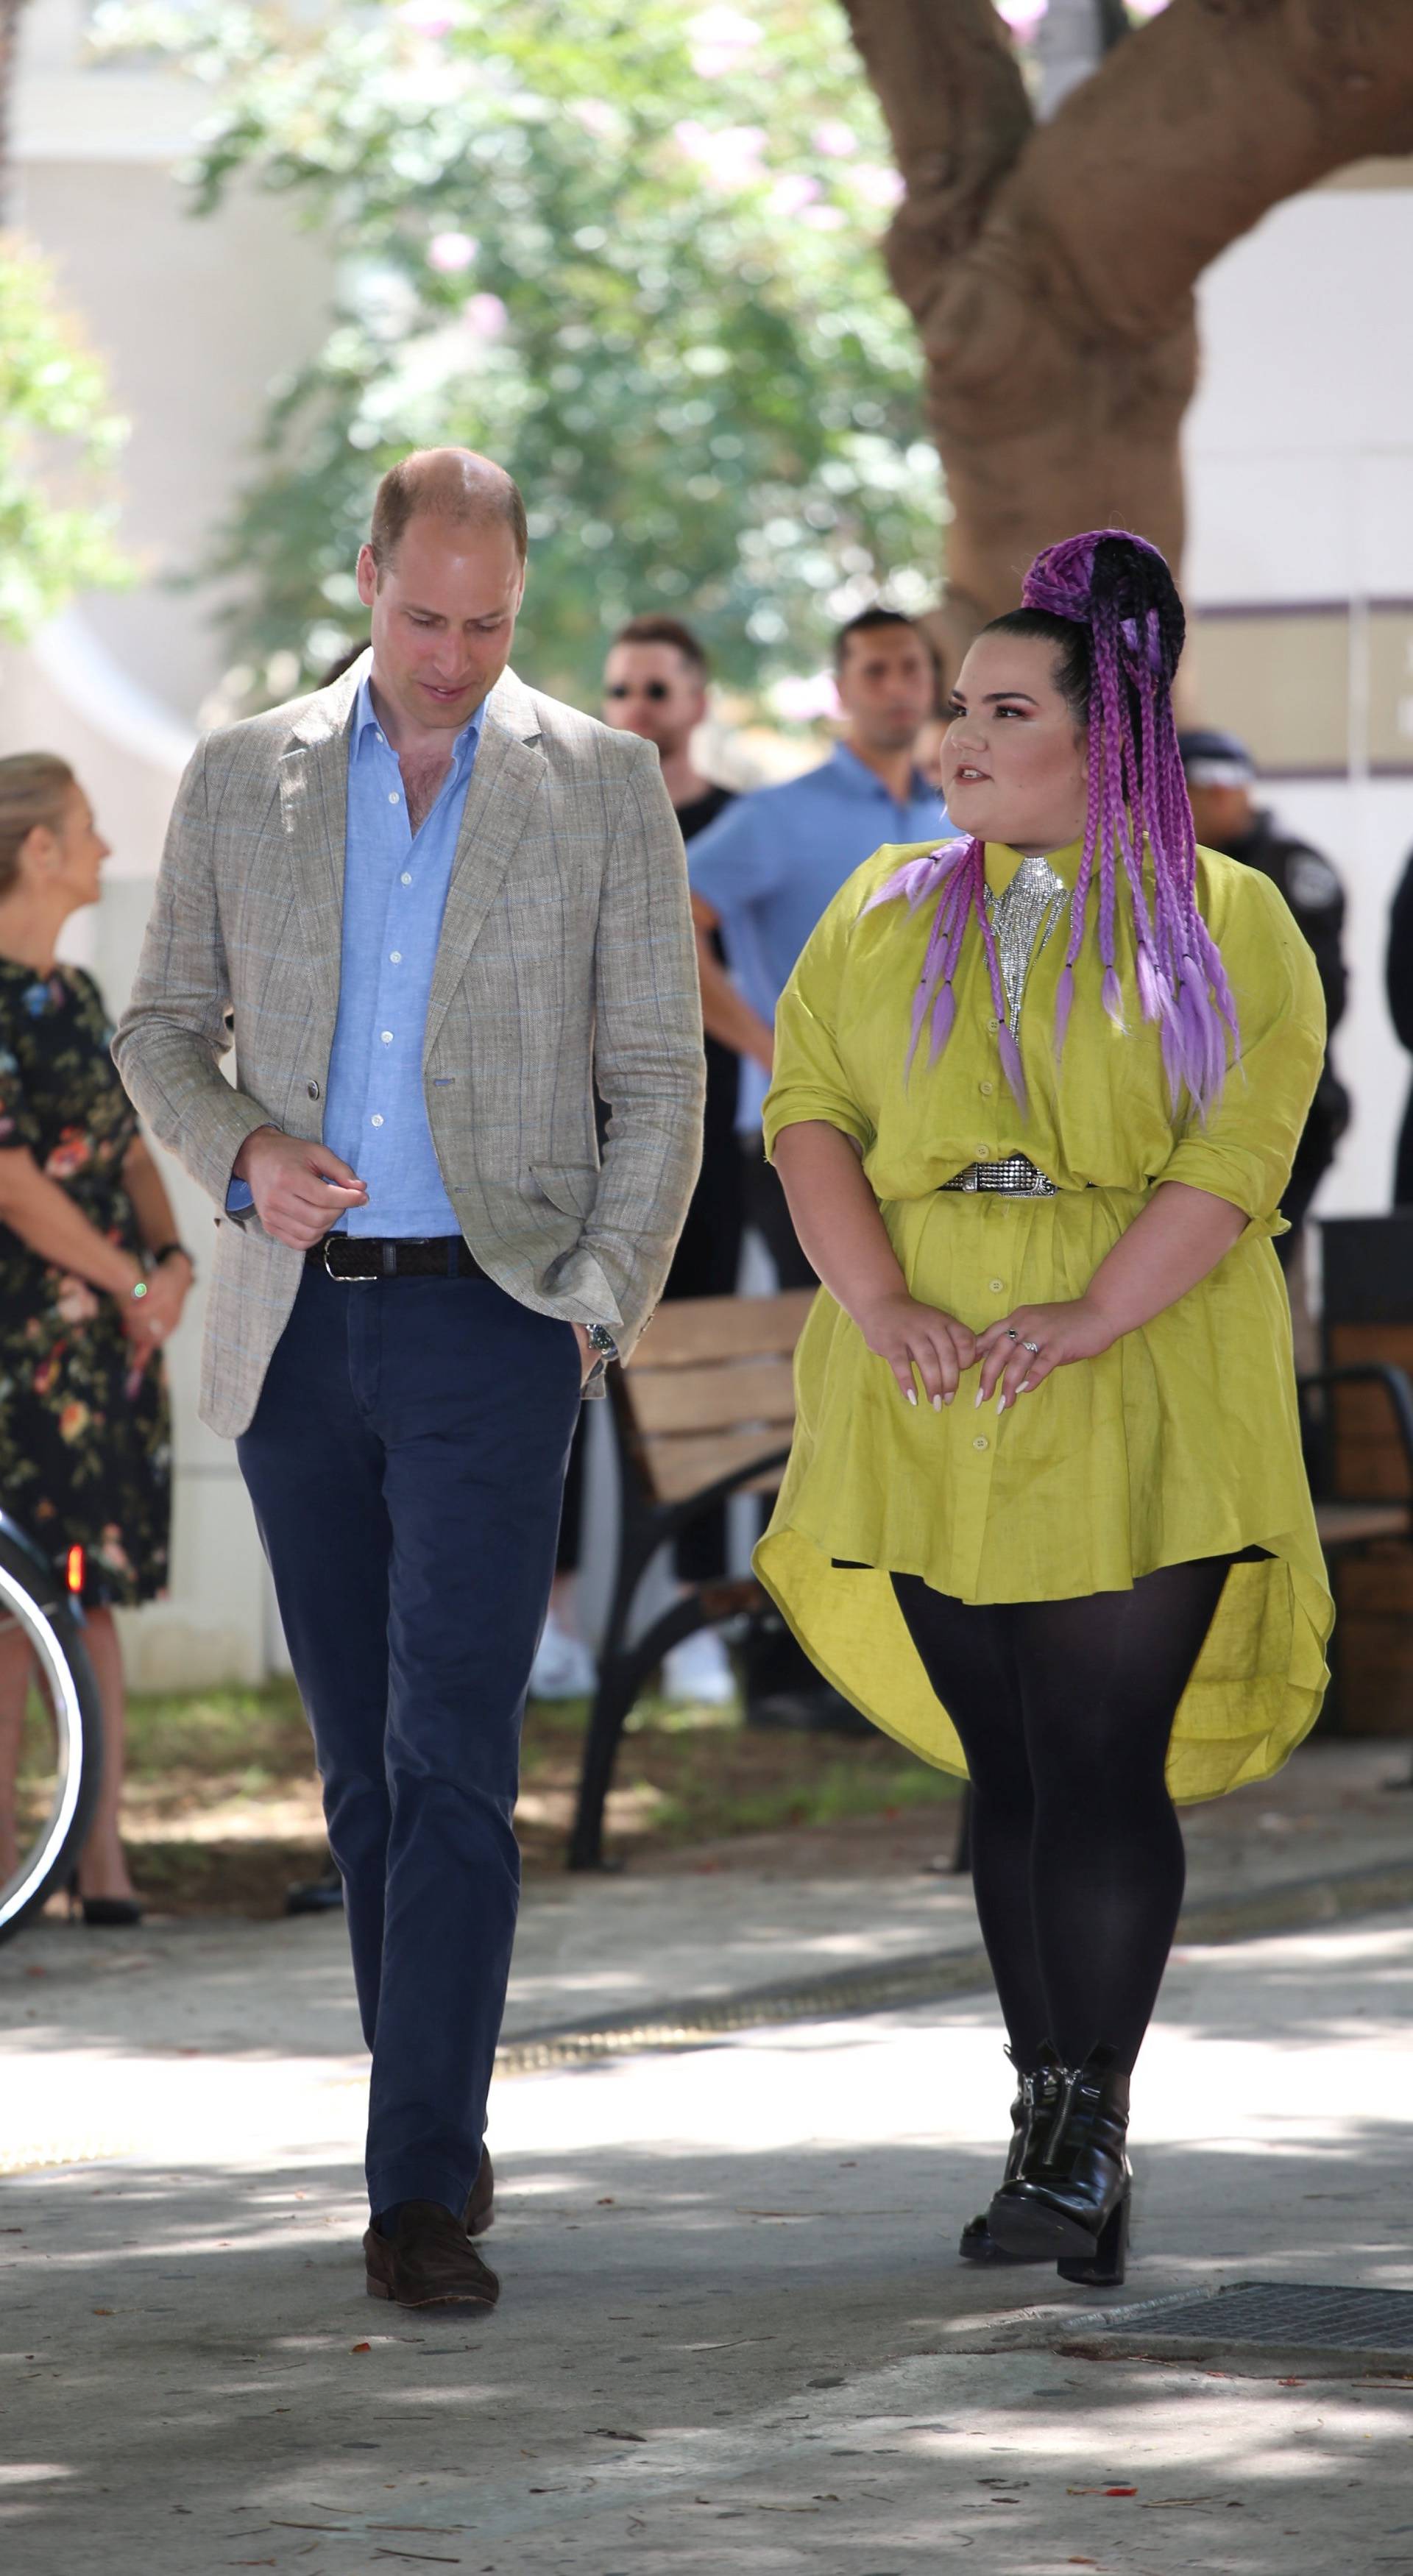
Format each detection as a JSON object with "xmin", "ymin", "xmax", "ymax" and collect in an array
[{"xmin": 865, "ymin": 529, "xmax": 1239, "ymax": 1121}]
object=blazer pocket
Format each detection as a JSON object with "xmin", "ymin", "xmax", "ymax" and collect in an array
[{"xmin": 529, "ymin": 1162, "xmax": 598, "ymax": 1220}]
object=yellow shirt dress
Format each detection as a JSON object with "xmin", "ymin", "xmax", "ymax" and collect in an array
[{"xmin": 755, "ymin": 837, "xmax": 1332, "ymax": 1804}]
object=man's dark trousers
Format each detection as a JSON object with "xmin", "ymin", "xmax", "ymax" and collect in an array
[{"xmin": 237, "ymin": 1256, "xmax": 582, "ymax": 2219}]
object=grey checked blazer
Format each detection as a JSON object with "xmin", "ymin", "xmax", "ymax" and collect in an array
[{"xmin": 113, "ymin": 657, "xmax": 705, "ymax": 1438}]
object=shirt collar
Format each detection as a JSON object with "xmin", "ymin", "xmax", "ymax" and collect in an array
[
  {"xmin": 828, "ymin": 743, "xmax": 934, "ymax": 806},
  {"xmin": 353, "ymin": 671, "xmax": 488, "ymax": 770},
  {"xmin": 985, "ymin": 838, "xmax": 1086, "ymax": 895}
]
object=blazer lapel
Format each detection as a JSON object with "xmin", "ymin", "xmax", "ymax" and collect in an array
[
  {"xmin": 423, "ymin": 670, "xmax": 546, "ymax": 1056},
  {"xmin": 277, "ymin": 669, "xmax": 362, "ymax": 1035}
]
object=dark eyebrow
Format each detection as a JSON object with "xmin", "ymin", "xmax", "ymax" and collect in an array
[{"xmin": 982, "ymin": 690, "xmax": 1038, "ymax": 705}]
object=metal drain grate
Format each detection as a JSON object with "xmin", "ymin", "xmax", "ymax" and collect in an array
[{"xmin": 1096, "ymin": 2282, "xmax": 1413, "ymax": 2354}]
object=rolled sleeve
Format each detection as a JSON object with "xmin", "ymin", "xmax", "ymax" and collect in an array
[
  {"xmin": 1156, "ymin": 876, "xmax": 1326, "ymax": 1232},
  {"xmin": 762, "ymin": 894, "xmax": 871, "ymax": 1161}
]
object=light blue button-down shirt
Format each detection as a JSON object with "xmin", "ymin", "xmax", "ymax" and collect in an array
[
  {"xmin": 687, "ymin": 743, "xmax": 946, "ymax": 1131},
  {"xmin": 228, "ymin": 675, "xmax": 487, "ymax": 1231},
  {"xmin": 325, "ymin": 676, "xmax": 486, "ymax": 1235}
]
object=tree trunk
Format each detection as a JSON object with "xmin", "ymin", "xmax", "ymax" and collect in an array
[{"xmin": 846, "ymin": 0, "xmax": 1413, "ymax": 681}]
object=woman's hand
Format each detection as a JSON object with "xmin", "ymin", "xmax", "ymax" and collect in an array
[
  {"xmin": 121, "ymin": 1254, "xmax": 191, "ymax": 1352},
  {"xmin": 974, "ymin": 1296, "xmax": 1116, "ymax": 1410},
  {"xmin": 856, "ymin": 1290, "xmax": 978, "ymax": 1409}
]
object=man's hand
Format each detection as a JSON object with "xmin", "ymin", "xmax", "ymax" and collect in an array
[
  {"xmin": 570, "ymin": 1322, "xmax": 593, "ymax": 1385},
  {"xmin": 234, "ymin": 1128, "xmax": 369, "ymax": 1250},
  {"xmin": 855, "ymin": 1289, "xmax": 977, "ymax": 1409}
]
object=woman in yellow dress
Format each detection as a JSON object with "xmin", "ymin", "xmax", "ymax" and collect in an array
[{"xmin": 757, "ymin": 531, "xmax": 1329, "ymax": 2290}]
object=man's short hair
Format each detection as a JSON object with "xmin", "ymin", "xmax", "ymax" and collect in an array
[
  {"xmin": 609, "ymin": 615, "xmax": 709, "ymax": 679},
  {"xmin": 833, "ymin": 605, "xmax": 934, "ymax": 676},
  {"xmin": 1178, "ymin": 727, "xmax": 1257, "ymax": 790},
  {"xmin": 369, "ymin": 448, "xmax": 528, "ymax": 576}
]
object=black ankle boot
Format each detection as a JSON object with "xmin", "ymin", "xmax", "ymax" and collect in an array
[
  {"xmin": 987, "ymin": 2044, "xmax": 1132, "ymax": 2287},
  {"xmin": 957, "ymin": 2050, "xmax": 1065, "ymax": 2268}
]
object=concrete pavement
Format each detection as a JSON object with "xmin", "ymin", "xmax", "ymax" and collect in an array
[{"xmin": 3, "ymin": 1738, "xmax": 1412, "ymax": 2572}]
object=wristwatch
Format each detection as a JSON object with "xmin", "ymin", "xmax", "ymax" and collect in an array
[{"xmin": 581, "ymin": 1322, "xmax": 618, "ymax": 1387}]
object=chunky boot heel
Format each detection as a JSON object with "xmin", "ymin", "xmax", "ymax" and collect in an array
[
  {"xmin": 962, "ymin": 2048, "xmax": 1065, "ymax": 2267},
  {"xmin": 988, "ymin": 2044, "xmax": 1131, "ymax": 2269},
  {"xmin": 1057, "ymin": 2183, "xmax": 1130, "ymax": 2287}
]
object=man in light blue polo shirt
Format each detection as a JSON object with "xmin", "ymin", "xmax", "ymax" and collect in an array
[{"xmin": 689, "ymin": 606, "xmax": 945, "ymax": 1286}]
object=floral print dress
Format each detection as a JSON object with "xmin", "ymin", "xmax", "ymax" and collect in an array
[{"xmin": 0, "ymin": 958, "xmax": 169, "ymax": 1604}]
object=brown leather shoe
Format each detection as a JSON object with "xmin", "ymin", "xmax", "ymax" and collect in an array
[
  {"xmin": 464, "ymin": 2146, "xmax": 494, "ymax": 2237},
  {"xmin": 364, "ymin": 2200, "xmax": 500, "ymax": 2309}
]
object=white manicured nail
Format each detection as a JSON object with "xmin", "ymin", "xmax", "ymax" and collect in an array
[
  {"xmin": 1018, "ymin": 1379, "xmax": 1031, "ymax": 1394},
  {"xmin": 932, "ymin": 1394, "xmax": 943, "ymax": 1412},
  {"xmin": 906, "ymin": 1387, "xmax": 917, "ymax": 1406}
]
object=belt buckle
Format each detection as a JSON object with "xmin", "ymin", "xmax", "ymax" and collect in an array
[
  {"xmin": 323, "ymin": 1237, "xmax": 377, "ymax": 1284},
  {"xmin": 957, "ymin": 1164, "xmax": 980, "ymax": 1192}
]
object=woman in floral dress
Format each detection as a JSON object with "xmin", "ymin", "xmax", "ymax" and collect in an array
[{"xmin": 0, "ymin": 755, "xmax": 192, "ymax": 1922}]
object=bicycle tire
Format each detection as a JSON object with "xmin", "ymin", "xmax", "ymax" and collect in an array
[{"xmin": 0, "ymin": 1520, "xmax": 103, "ymax": 1945}]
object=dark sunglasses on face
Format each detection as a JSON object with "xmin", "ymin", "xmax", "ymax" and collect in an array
[{"xmin": 606, "ymin": 681, "xmax": 670, "ymax": 701}]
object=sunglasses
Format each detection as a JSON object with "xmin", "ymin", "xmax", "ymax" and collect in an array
[{"xmin": 606, "ymin": 681, "xmax": 670, "ymax": 701}]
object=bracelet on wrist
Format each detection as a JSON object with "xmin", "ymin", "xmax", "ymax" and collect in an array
[{"xmin": 152, "ymin": 1242, "xmax": 193, "ymax": 1275}]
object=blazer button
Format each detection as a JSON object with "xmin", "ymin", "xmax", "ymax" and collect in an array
[{"xmin": 307, "ymin": 1080, "xmax": 321, "ymax": 1101}]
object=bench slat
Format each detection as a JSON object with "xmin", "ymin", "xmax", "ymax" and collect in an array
[
  {"xmin": 628, "ymin": 1356, "xmax": 798, "ymax": 1436},
  {"xmin": 641, "ymin": 1427, "xmax": 793, "ymax": 1504},
  {"xmin": 1315, "ymin": 1501, "xmax": 1412, "ymax": 1546},
  {"xmin": 632, "ymin": 1289, "xmax": 816, "ymax": 1369}
]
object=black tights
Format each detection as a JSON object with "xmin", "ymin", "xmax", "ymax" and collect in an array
[{"xmin": 892, "ymin": 1560, "xmax": 1232, "ymax": 2075}]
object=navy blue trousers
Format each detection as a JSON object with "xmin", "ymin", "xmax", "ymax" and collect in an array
[{"xmin": 236, "ymin": 1262, "xmax": 581, "ymax": 2218}]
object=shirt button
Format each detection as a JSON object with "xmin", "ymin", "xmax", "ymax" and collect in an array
[
  {"xmin": 306, "ymin": 1079, "xmax": 320, "ymax": 1101},
  {"xmin": 400, "ymin": 871, "xmax": 412, "ymax": 885},
  {"xmin": 972, "ymin": 1434, "xmax": 989, "ymax": 1453},
  {"xmin": 976, "ymin": 1144, "xmax": 991, "ymax": 1160},
  {"xmin": 989, "ymin": 1278, "xmax": 1005, "ymax": 1294},
  {"xmin": 390, "ymin": 952, "xmax": 403, "ymax": 964},
  {"xmin": 389, "ymin": 791, "xmax": 400, "ymax": 805},
  {"xmin": 986, "ymin": 1017, "xmax": 999, "ymax": 1034},
  {"xmin": 370, "ymin": 1114, "xmax": 384, "ymax": 1129},
  {"xmin": 979, "ymin": 1080, "xmax": 994, "ymax": 1097},
  {"xmin": 380, "ymin": 1030, "xmax": 393, "ymax": 1044}
]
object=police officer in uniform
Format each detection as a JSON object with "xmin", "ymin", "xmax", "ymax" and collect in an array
[{"xmin": 1180, "ymin": 729, "xmax": 1350, "ymax": 1270}]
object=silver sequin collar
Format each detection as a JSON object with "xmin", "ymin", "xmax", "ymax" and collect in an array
[{"xmin": 983, "ymin": 853, "xmax": 1070, "ymax": 1031}]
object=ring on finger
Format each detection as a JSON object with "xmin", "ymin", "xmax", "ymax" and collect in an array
[
  {"xmin": 1022, "ymin": 1339, "xmax": 1041, "ymax": 1355},
  {"xmin": 1005, "ymin": 1327, "xmax": 1019, "ymax": 1342}
]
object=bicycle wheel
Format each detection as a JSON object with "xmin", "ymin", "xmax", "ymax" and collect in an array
[{"xmin": 0, "ymin": 1517, "xmax": 103, "ymax": 1945}]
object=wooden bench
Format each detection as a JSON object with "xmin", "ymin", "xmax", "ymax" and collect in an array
[{"xmin": 567, "ymin": 1289, "xmax": 813, "ymax": 1869}]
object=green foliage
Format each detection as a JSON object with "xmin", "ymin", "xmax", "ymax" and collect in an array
[
  {"xmin": 93, "ymin": 0, "xmax": 943, "ymax": 711},
  {"xmin": 0, "ymin": 234, "xmax": 131, "ymax": 640}
]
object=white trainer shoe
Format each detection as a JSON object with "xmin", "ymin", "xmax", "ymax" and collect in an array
[
  {"xmin": 661, "ymin": 1625, "xmax": 737, "ymax": 1708},
  {"xmin": 529, "ymin": 1614, "xmax": 597, "ymax": 1702}
]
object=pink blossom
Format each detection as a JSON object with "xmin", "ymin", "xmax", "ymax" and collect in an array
[
  {"xmin": 673, "ymin": 120, "xmax": 768, "ymax": 191},
  {"xmin": 428, "ymin": 230, "xmax": 477, "ymax": 274},
  {"xmin": 463, "ymin": 293, "xmax": 509, "ymax": 340},
  {"xmin": 397, "ymin": 0, "xmax": 454, "ymax": 32},
  {"xmin": 813, "ymin": 120, "xmax": 857, "ymax": 159},
  {"xmin": 571, "ymin": 99, "xmax": 620, "ymax": 141},
  {"xmin": 801, "ymin": 203, "xmax": 847, "ymax": 233},
  {"xmin": 687, "ymin": 7, "xmax": 762, "ymax": 78},
  {"xmin": 769, "ymin": 175, "xmax": 822, "ymax": 218}
]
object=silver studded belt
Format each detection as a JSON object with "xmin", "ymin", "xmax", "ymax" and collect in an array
[{"xmin": 941, "ymin": 1156, "xmax": 1057, "ymax": 1198}]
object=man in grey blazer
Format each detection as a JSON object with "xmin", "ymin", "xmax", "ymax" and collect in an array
[{"xmin": 115, "ymin": 449, "xmax": 704, "ymax": 2309}]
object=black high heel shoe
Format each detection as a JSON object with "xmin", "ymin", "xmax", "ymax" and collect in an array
[
  {"xmin": 958, "ymin": 2051, "xmax": 1064, "ymax": 2268},
  {"xmin": 987, "ymin": 2042, "xmax": 1132, "ymax": 2287},
  {"xmin": 66, "ymin": 1871, "xmax": 144, "ymax": 1929}
]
